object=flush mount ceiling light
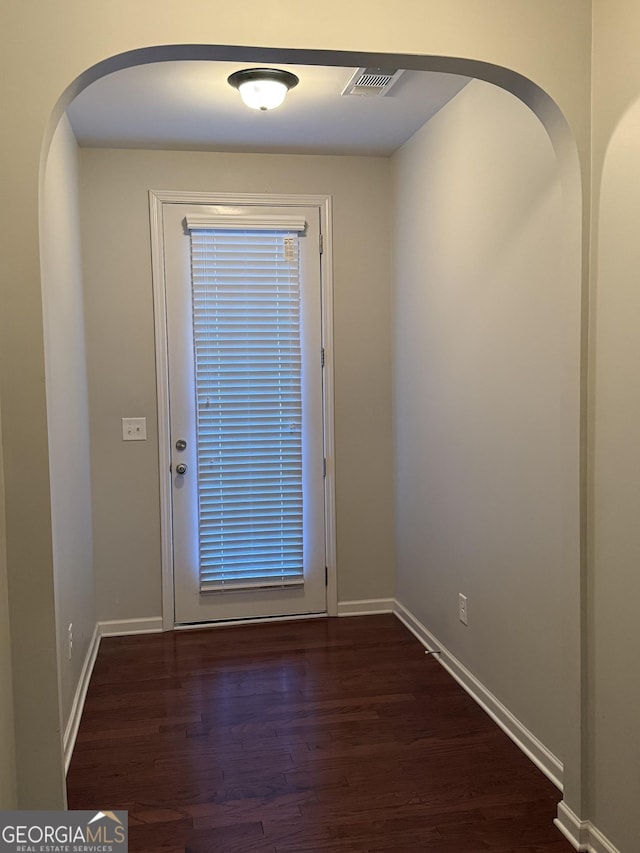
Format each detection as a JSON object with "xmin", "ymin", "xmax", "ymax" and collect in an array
[{"xmin": 227, "ymin": 67, "xmax": 299, "ymax": 111}]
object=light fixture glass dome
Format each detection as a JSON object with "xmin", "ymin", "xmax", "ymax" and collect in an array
[
  {"xmin": 228, "ymin": 68, "xmax": 299, "ymax": 111},
  {"xmin": 237, "ymin": 78, "xmax": 288, "ymax": 111}
]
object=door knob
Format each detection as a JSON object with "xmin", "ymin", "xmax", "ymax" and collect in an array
[
  {"xmin": 176, "ymin": 439, "xmax": 187, "ymax": 451},
  {"xmin": 175, "ymin": 463, "xmax": 188, "ymax": 475}
]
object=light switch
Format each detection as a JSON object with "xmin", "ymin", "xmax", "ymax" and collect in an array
[{"xmin": 122, "ymin": 417, "xmax": 147, "ymax": 441}]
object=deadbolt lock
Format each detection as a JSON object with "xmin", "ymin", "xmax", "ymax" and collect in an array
[{"xmin": 175, "ymin": 463, "xmax": 188, "ymax": 476}]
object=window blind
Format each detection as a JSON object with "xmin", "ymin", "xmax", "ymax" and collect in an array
[{"xmin": 188, "ymin": 226, "xmax": 305, "ymax": 592}]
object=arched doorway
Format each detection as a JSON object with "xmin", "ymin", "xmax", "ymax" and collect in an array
[{"xmin": 38, "ymin": 44, "xmax": 584, "ymax": 830}]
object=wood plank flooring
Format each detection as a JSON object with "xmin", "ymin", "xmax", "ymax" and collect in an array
[{"xmin": 66, "ymin": 615, "xmax": 573, "ymax": 852}]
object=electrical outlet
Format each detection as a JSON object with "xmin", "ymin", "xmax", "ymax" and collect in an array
[
  {"xmin": 68, "ymin": 623, "xmax": 73, "ymax": 660},
  {"xmin": 458, "ymin": 593, "xmax": 468, "ymax": 626}
]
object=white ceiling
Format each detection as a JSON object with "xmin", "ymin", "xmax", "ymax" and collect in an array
[{"xmin": 67, "ymin": 61, "xmax": 470, "ymax": 156}]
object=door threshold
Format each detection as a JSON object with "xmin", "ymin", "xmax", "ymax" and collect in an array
[{"xmin": 173, "ymin": 611, "xmax": 329, "ymax": 631}]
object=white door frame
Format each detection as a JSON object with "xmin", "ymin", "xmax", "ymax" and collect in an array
[{"xmin": 149, "ymin": 189, "xmax": 337, "ymax": 629}]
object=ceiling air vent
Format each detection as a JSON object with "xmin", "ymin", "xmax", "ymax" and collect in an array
[{"xmin": 341, "ymin": 67, "xmax": 404, "ymax": 98}]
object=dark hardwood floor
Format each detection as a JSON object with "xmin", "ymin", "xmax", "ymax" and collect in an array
[{"xmin": 66, "ymin": 615, "xmax": 573, "ymax": 852}]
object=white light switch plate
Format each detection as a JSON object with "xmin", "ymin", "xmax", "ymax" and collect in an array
[{"xmin": 122, "ymin": 417, "xmax": 147, "ymax": 441}]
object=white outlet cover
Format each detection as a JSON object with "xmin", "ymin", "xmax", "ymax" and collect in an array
[
  {"xmin": 459, "ymin": 593, "xmax": 468, "ymax": 626},
  {"xmin": 122, "ymin": 417, "xmax": 147, "ymax": 441}
]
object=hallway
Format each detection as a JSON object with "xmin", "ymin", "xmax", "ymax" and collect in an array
[{"xmin": 66, "ymin": 615, "xmax": 572, "ymax": 852}]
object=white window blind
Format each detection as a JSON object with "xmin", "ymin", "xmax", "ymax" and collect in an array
[{"xmin": 188, "ymin": 225, "xmax": 305, "ymax": 592}]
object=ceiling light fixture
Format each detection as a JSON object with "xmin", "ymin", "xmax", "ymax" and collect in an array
[{"xmin": 227, "ymin": 67, "xmax": 299, "ymax": 111}]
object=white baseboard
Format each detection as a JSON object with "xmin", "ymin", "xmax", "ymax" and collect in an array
[
  {"xmin": 587, "ymin": 821, "xmax": 622, "ymax": 853},
  {"xmin": 63, "ymin": 617, "xmax": 164, "ymax": 772},
  {"xmin": 338, "ymin": 598, "xmax": 395, "ymax": 616},
  {"xmin": 555, "ymin": 801, "xmax": 590, "ymax": 850},
  {"xmin": 63, "ymin": 617, "xmax": 165, "ymax": 772},
  {"xmin": 554, "ymin": 801, "xmax": 622, "ymax": 853},
  {"xmin": 98, "ymin": 617, "xmax": 164, "ymax": 637},
  {"xmin": 394, "ymin": 598, "xmax": 564, "ymax": 791},
  {"xmin": 63, "ymin": 623, "xmax": 100, "ymax": 774}
]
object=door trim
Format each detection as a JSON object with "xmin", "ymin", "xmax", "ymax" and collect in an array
[{"xmin": 149, "ymin": 190, "xmax": 337, "ymax": 629}]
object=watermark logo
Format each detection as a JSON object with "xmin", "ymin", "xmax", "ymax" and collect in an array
[{"xmin": 0, "ymin": 810, "xmax": 128, "ymax": 852}]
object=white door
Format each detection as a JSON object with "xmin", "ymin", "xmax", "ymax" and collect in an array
[{"xmin": 162, "ymin": 202, "xmax": 327, "ymax": 624}]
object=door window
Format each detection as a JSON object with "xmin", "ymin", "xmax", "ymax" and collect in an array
[{"xmin": 189, "ymin": 226, "xmax": 305, "ymax": 592}]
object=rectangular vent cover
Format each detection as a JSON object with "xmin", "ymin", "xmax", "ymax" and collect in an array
[{"xmin": 341, "ymin": 67, "xmax": 404, "ymax": 97}]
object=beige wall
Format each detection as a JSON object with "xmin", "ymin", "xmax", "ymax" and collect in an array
[
  {"xmin": 41, "ymin": 115, "xmax": 96, "ymax": 735},
  {"xmin": 0, "ymin": 400, "xmax": 16, "ymax": 808},
  {"xmin": 0, "ymin": 0, "xmax": 590, "ymax": 812},
  {"xmin": 80, "ymin": 148, "xmax": 394, "ymax": 614},
  {"xmin": 591, "ymin": 2, "xmax": 640, "ymax": 849},
  {"xmin": 392, "ymin": 79, "xmax": 580, "ymax": 767}
]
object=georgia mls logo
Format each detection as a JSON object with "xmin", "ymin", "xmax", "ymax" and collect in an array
[
  {"xmin": 86, "ymin": 811, "xmax": 126, "ymax": 843},
  {"xmin": 0, "ymin": 810, "xmax": 128, "ymax": 852}
]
